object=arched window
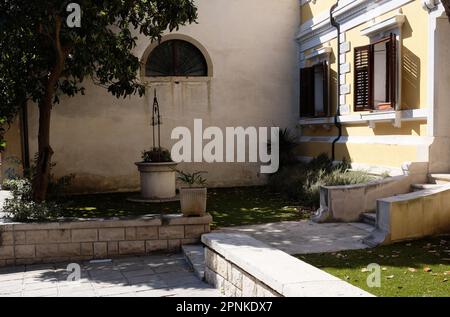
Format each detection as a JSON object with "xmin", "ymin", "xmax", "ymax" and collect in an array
[{"xmin": 145, "ymin": 40, "xmax": 208, "ymax": 77}]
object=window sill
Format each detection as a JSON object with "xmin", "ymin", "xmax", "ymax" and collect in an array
[{"xmin": 299, "ymin": 109, "xmax": 427, "ymax": 128}]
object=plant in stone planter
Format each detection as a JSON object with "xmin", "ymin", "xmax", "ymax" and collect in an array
[
  {"xmin": 141, "ymin": 147, "xmax": 173, "ymax": 163},
  {"xmin": 134, "ymin": 91, "xmax": 178, "ymax": 202},
  {"xmin": 135, "ymin": 148, "xmax": 178, "ymax": 201},
  {"xmin": 177, "ymin": 171, "xmax": 208, "ymax": 217}
]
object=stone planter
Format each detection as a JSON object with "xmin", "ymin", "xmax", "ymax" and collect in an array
[
  {"xmin": 180, "ymin": 187, "xmax": 207, "ymax": 217},
  {"xmin": 135, "ymin": 162, "xmax": 178, "ymax": 200}
]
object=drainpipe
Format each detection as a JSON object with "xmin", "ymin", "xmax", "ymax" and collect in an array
[{"xmin": 330, "ymin": 1, "xmax": 343, "ymax": 162}]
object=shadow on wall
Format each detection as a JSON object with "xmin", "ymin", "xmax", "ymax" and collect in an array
[
  {"xmin": 402, "ymin": 46, "xmax": 421, "ymax": 110},
  {"xmin": 401, "ymin": 20, "xmax": 421, "ymax": 110}
]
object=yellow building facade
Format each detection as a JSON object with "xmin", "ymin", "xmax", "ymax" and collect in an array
[{"xmin": 297, "ymin": 0, "xmax": 450, "ymax": 173}]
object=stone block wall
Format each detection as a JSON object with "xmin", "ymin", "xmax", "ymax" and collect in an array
[
  {"xmin": 202, "ymin": 233, "xmax": 373, "ymax": 297},
  {"xmin": 0, "ymin": 214, "xmax": 211, "ymax": 267},
  {"xmin": 204, "ymin": 247, "xmax": 280, "ymax": 297}
]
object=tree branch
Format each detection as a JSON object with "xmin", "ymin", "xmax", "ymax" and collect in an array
[{"xmin": 443, "ymin": 0, "xmax": 450, "ymax": 20}]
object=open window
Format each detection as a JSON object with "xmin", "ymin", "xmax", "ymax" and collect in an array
[
  {"xmin": 354, "ymin": 33, "xmax": 397, "ymax": 112},
  {"xmin": 300, "ymin": 61, "xmax": 329, "ymax": 117}
]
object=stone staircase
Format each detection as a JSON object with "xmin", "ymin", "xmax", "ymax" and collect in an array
[
  {"xmin": 362, "ymin": 173, "xmax": 450, "ymax": 247},
  {"xmin": 410, "ymin": 173, "xmax": 450, "ymax": 192},
  {"xmin": 182, "ymin": 244, "xmax": 206, "ymax": 281},
  {"xmin": 360, "ymin": 173, "xmax": 450, "ymax": 228},
  {"xmin": 361, "ymin": 212, "xmax": 376, "ymax": 226}
]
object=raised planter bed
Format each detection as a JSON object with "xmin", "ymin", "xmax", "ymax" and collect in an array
[
  {"xmin": 0, "ymin": 213, "xmax": 212, "ymax": 267},
  {"xmin": 312, "ymin": 162, "xmax": 428, "ymax": 223},
  {"xmin": 202, "ymin": 232, "xmax": 372, "ymax": 297}
]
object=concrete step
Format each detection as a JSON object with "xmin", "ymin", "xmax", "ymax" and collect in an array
[
  {"xmin": 411, "ymin": 183, "xmax": 443, "ymax": 192},
  {"xmin": 361, "ymin": 213, "xmax": 376, "ymax": 226},
  {"xmin": 182, "ymin": 244, "xmax": 205, "ymax": 281},
  {"xmin": 428, "ymin": 174, "xmax": 450, "ymax": 184}
]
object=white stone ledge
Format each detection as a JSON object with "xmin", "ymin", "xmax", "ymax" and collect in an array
[
  {"xmin": 202, "ymin": 233, "xmax": 373, "ymax": 297},
  {"xmin": 299, "ymin": 109, "xmax": 428, "ymax": 127},
  {"xmin": 364, "ymin": 183, "xmax": 450, "ymax": 247}
]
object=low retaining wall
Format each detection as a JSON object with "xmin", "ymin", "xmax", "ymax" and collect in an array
[
  {"xmin": 313, "ymin": 162, "xmax": 428, "ymax": 223},
  {"xmin": 202, "ymin": 233, "xmax": 373, "ymax": 297},
  {"xmin": 364, "ymin": 184, "xmax": 450, "ymax": 246},
  {"xmin": 0, "ymin": 214, "xmax": 211, "ymax": 267}
]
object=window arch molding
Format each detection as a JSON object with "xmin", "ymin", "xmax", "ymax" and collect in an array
[{"xmin": 140, "ymin": 34, "xmax": 213, "ymax": 78}]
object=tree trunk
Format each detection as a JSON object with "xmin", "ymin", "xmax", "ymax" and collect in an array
[
  {"xmin": 32, "ymin": 16, "xmax": 67, "ymax": 202},
  {"xmin": 32, "ymin": 96, "xmax": 54, "ymax": 202}
]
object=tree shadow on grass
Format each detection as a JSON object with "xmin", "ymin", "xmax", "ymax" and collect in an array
[{"xmin": 59, "ymin": 187, "xmax": 309, "ymax": 228}]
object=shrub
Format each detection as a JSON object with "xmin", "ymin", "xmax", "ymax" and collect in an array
[
  {"xmin": 142, "ymin": 147, "xmax": 172, "ymax": 163},
  {"xmin": 268, "ymin": 154, "xmax": 375, "ymax": 208},
  {"xmin": 2, "ymin": 178, "xmax": 59, "ymax": 222}
]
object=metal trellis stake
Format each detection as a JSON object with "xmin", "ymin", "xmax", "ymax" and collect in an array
[{"xmin": 151, "ymin": 89, "xmax": 162, "ymax": 149}]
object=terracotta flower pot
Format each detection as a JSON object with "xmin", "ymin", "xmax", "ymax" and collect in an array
[
  {"xmin": 180, "ymin": 187, "xmax": 207, "ymax": 217},
  {"xmin": 376, "ymin": 102, "xmax": 393, "ymax": 111}
]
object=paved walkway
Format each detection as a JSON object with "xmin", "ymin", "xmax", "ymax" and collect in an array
[
  {"xmin": 0, "ymin": 254, "xmax": 221, "ymax": 297},
  {"xmin": 219, "ymin": 220, "xmax": 374, "ymax": 255}
]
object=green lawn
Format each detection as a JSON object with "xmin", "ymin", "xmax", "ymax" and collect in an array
[
  {"xmin": 298, "ymin": 236, "xmax": 450, "ymax": 297},
  {"xmin": 58, "ymin": 187, "xmax": 310, "ymax": 228}
]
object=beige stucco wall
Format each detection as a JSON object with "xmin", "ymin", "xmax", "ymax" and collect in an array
[
  {"xmin": 8, "ymin": 0, "xmax": 299, "ymax": 193},
  {"xmin": 1, "ymin": 119, "xmax": 23, "ymax": 181}
]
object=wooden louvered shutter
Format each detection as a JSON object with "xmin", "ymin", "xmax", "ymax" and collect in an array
[
  {"xmin": 386, "ymin": 33, "xmax": 397, "ymax": 108},
  {"xmin": 322, "ymin": 61, "xmax": 329, "ymax": 116},
  {"xmin": 300, "ymin": 67, "xmax": 315, "ymax": 117},
  {"xmin": 354, "ymin": 45, "xmax": 373, "ymax": 111}
]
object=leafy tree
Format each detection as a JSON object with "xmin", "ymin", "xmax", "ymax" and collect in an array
[
  {"xmin": 0, "ymin": 0, "xmax": 197, "ymax": 201},
  {"xmin": 443, "ymin": 0, "xmax": 450, "ymax": 21}
]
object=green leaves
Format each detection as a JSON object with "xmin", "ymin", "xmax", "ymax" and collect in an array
[
  {"xmin": 177, "ymin": 170, "xmax": 208, "ymax": 187},
  {"xmin": 0, "ymin": 0, "xmax": 198, "ymax": 113}
]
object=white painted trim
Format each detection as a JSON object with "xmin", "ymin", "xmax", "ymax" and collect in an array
[
  {"xmin": 422, "ymin": 0, "xmax": 440, "ymax": 11},
  {"xmin": 299, "ymin": 108, "xmax": 428, "ymax": 126},
  {"xmin": 304, "ymin": 47, "xmax": 332, "ymax": 60},
  {"xmin": 297, "ymin": 0, "xmax": 415, "ymax": 52},
  {"xmin": 427, "ymin": 5, "xmax": 445, "ymax": 137},
  {"xmin": 300, "ymin": 0, "xmax": 316, "ymax": 5},
  {"xmin": 299, "ymin": 135, "xmax": 434, "ymax": 146},
  {"xmin": 340, "ymin": 84, "xmax": 350, "ymax": 95},
  {"xmin": 360, "ymin": 14, "xmax": 406, "ymax": 37}
]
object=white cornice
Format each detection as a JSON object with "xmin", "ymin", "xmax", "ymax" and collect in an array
[
  {"xmin": 297, "ymin": 0, "xmax": 414, "ymax": 49},
  {"xmin": 360, "ymin": 14, "xmax": 406, "ymax": 37},
  {"xmin": 304, "ymin": 46, "xmax": 332, "ymax": 60}
]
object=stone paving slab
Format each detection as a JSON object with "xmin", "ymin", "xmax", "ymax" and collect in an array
[
  {"xmin": 219, "ymin": 220, "xmax": 374, "ymax": 255},
  {"xmin": 0, "ymin": 254, "xmax": 221, "ymax": 297}
]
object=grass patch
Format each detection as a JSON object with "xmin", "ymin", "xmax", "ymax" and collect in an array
[
  {"xmin": 298, "ymin": 236, "xmax": 450, "ymax": 297},
  {"xmin": 58, "ymin": 186, "xmax": 310, "ymax": 228}
]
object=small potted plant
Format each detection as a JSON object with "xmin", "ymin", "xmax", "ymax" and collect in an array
[
  {"xmin": 135, "ymin": 147, "xmax": 178, "ymax": 200},
  {"xmin": 177, "ymin": 171, "xmax": 208, "ymax": 217}
]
